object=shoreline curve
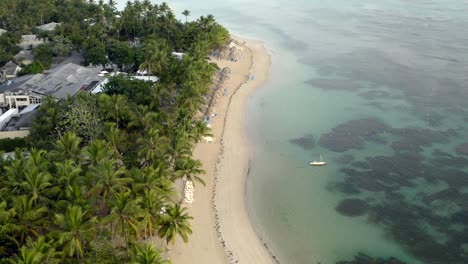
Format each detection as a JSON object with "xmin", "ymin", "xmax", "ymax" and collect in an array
[
  {"xmin": 213, "ymin": 37, "xmax": 278, "ymax": 264},
  {"xmin": 166, "ymin": 37, "xmax": 276, "ymax": 264}
]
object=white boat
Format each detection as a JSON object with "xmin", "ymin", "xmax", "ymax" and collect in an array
[{"xmin": 310, "ymin": 154, "xmax": 326, "ymax": 166}]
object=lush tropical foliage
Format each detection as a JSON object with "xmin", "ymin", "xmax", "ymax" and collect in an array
[
  {"xmin": 1, "ymin": 0, "xmax": 229, "ymax": 71},
  {"xmin": 0, "ymin": 0, "xmax": 231, "ymax": 263}
]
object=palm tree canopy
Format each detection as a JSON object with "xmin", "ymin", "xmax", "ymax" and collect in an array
[
  {"xmin": 158, "ymin": 203, "xmax": 193, "ymax": 244},
  {"xmin": 131, "ymin": 243, "xmax": 171, "ymax": 264}
]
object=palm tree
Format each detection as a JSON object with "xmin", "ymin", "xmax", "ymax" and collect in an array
[
  {"xmin": 139, "ymin": 50, "xmax": 168, "ymax": 78},
  {"xmin": 158, "ymin": 203, "xmax": 193, "ymax": 245},
  {"xmin": 54, "ymin": 205, "xmax": 97, "ymax": 259},
  {"xmin": 83, "ymin": 139, "xmax": 111, "ymax": 166},
  {"xmin": 189, "ymin": 120, "xmax": 213, "ymax": 143},
  {"xmin": 5, "ymin": 154, "xmax": 27, "ymax": 195},
  {"xmin": 182, "ymin": 10, "xmax": 190, "ymax": 23},
  {"xmin": 167, "ymin": 131, "xmax": 192, "ymax": 167},
  {"xmin": 55, "ymin": 160, "xmax": 83, "ymax": 192},
  {"xmin": 128, "ymin": 105, "xmax": 160, "ymax": 130},
  {"xmin": 173, "ymin": 157, "xmax": 206, "ymax": 186},
  {"xmin": 137, "ymin": 128, "xmax": 169, "ymax": 165},
  {"xmin": 131, "ymin": 165, "xmax": 173, "ymax": 197},
  {"xmin": 12, "ymin": 196, "xmax": 48, "ymax": 243},
  {"xmin": 26, "ymin": 149, "xmax": 48, "ymax": 173},
  {"xmin": 6, "ymin": 246, "xmax": 44, "ymax": 264},
  {"xmin": 64, "ymin": 185, "xmax": 89, "ymax": 209},
  {"xmin": 177, "ymin": 93, "xmax": 206, "ymax": 115},
  {"xmin": 131, "ymin": 243, "xmax": 171, "ymax": 264},
  {"xmin": 48, "ymin": 133, "xmax": 82, "ymax": 162},
  {"xmin": 14, "ymin": 236, "xmax": 60, "ymax": 264},
  {"xmin": 20, "ymin": 165, "xmax": 57, "ymax": 204},
  {"xmin": 100, "ymin": 94, "xmax": 129, "ymax": 127},
  {"xmin": 105, "ymin": 124, "xmax": 125, "ymax": 162},
  {"xmin": 150, "ymin": 82, "xmax": 171, "ymax": 110},
  {"xmin": 88, "ymin": 159, "xmax": 132, "ymax": 204},
  {"xmin": 0, "ymin": 201, "xmax": 17, "ymax": 256},
  {"xmin": 108, "ymin": 191, "xmax": 142, "ymax": 246},
  {"xmin": 139, "ymin": 189, "xmax": 166, "ymax": 240}
]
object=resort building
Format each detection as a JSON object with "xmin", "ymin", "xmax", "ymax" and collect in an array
[
  {"xmin": 13, "ymin": 50, "xmax": 34, "ymax": 65},
  {"xmin": 0, "ymin": 62, "xmax": 22, "ymax": 83},
  {"xmin": 19, "ymin": 35, "xmax": 46, "ymax": 50},
  {"xmin": 0, "ymin": 63, "xmax": 104, "ymax": 108},
  {"xmin": 0, "ymin": 104, "xmax": 40, "ymax": 139},
  {"xmin": 91, "ymin": 72, "xmax": 159, "ymax": 94},
  {"xmin": 36, "ymin": 22, "xmax": 61, "ymax": 32}
]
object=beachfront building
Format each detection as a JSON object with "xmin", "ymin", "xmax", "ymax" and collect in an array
[{"xmin": 0, "ymin": 63, "xmax": 104, "ymax": 108}]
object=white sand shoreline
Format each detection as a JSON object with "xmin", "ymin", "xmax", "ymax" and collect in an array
[
  {"xmin": 167, "ymin": 37, "xmax": 275, "ymax": 264},
  {"xmin": 212, "ymin": 38, "xmax": 278, "ymax": 263}
]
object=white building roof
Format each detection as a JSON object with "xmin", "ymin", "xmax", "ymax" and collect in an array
[
  {"xmin": 0, "ymin": 108, "xmax": 18, "ymax": 130},
  {"xmin": 19, "ymin": 35, "xmax": 46, "ymax": 50},
  {"xmin": 171, "ymin": 52, "xmax": 185, "ymax": 60},
  {"xmin": 36, "ymin": 22, "xmax": 61, "ymax": 31},
  {"xmin": 132, "ymin": 76, "xmax": 159, "ymax": 82},
  {"xmin": 0, "ymin": 28, "xmax": 6, "ymax": 36},
  {"xmin": 91, "ymin": 74, "xmax": 159, "ymax": 94}
]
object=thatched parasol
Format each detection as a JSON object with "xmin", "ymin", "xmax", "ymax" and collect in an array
[
  {"xmin": 222, "ymin": 67, "xmax": 231, "ymax": 74},
  {"xmin": 207, "ymin": 107, "xmax": 216, "ymax": 116}
]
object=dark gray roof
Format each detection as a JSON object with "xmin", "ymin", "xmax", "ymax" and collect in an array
[
  {"xmin": 0, "ymin": 63, "xmax": 103, "ymax": 99},
  {"xmin": 14, "ymin": 110, "xmax": 38, "ymax": 129},
  {"xmin": 0, "ymin": 75, "xmax": 34, "ymax": 93},
  {"xmin": 24, "ymin": 63, "xmax": 103, "ymax": 98},
  {"xmin": 13, "ymin": 50, "xmax": 34, "ymax": 63},
  {"xmin": 1, "ymin": 61, "xmax": 20, "ymax": 75}
]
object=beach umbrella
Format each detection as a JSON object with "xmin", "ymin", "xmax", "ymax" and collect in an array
[
  {"xmin": 222, "ymin": 67, "xmax": 231, "ymax": 74},
  {"xmin": 211, "ymin": 98, "xmax": 219, "ymax": 107},
  {"xmin": 207, "ymin": 107, "xmax": 215, "ymax": 116}
]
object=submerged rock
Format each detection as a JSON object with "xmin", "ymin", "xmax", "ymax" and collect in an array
[
  {"xmin": 336, "ymin": 252, "xmax": 406, "ymax": 264},
  {"xmin": 289, "ymin": 134, "xmax": 315, "ymax": 150},
  {"xmin": 336, "ymin": 154, "xmax": 355, "ymax": 164},
  {"xmin": 305, "ymin": 78, "xmax": 359, "ymax": 91},
  {"xmin": 455, "ymin": 142, "xmax": 468, "ymax": 156},
  {"xmin": 335, "ymin": 198, "xmax": 369, "ymax": 217},
  {"xmin": 319, "ymin": 118, "xmax": 389, "ymax": 152},
  {"xmin": 358, "ymin": 90, "xmax": 391, "ymax": 100}
]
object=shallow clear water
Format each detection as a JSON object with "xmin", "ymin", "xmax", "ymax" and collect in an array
[{"xmin": 118, "ymin": 1, "xmax": 468, "ymax": 263}]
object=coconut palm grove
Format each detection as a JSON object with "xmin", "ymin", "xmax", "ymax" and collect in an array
[{"xmin": 0, "ymin": 0, "xmax": 230, "ymax": 263}]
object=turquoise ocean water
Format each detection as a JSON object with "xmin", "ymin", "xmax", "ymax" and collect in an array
[{"xmin": 118, "ymin": 1, "xmax": 468, "ymax": 263}]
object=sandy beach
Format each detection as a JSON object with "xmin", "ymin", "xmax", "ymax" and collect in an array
[{"xmin": 166, "ymin": 38, "xmax": 274, "ymax": 264}]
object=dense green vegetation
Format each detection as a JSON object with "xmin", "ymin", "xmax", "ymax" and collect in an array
[
  {"xmin": 0, "ymin": 0, "xmax": 229, "ymax": 71},
  {"xmin": 0, "ymin": 0, "xmax": 229, "ymax": 263},
  {"xmin": 0, "ymin": 137, "xmax": 28, "ymax": 152}
]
